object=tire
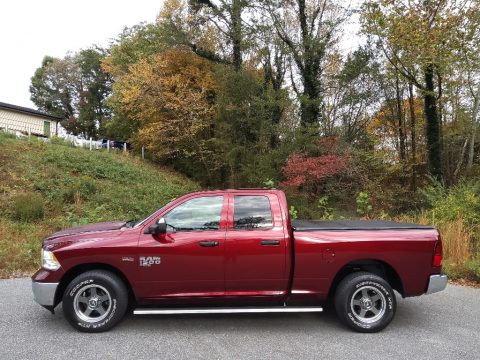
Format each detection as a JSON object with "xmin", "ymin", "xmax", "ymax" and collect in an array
[
  {"xmin": 62, "ymin": 270, "xmax": 128, "ymax": 333},
  {"xmin": 334, "ymin": 271, "xmax": 396, "ymax": 333}
]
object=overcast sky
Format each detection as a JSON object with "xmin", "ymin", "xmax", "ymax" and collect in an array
[
  {"xmin": 0, "ymin": 1, "xmax": 361, "ymax": 110},
  {"xmin": 0, "ymin": 0, "xmax": 163, "ymax": 108}
]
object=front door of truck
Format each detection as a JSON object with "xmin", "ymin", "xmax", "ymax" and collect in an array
[
  {"xmin": 137, "ymin": 195, "xmax": 227, "ymax": 299},
  {"xmin": 225, "ymin": 194, "xmax": 288, "ymax": 296}
]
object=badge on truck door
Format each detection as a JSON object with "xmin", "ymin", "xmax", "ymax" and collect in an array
[{"xmin": 139, "ymin": 256, "xmax": 161, "ymax": 267}]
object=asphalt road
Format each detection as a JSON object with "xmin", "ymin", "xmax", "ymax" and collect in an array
[{"xmin": 0, "ymin": 278, "xmax": 478, "ymax": 360}]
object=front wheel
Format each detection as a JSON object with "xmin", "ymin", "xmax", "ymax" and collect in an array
[
  {"xmin": 334, "ymin": 272, "xmax": 396, "ymax": 333},
  {"xmin": 62, "ymin": 270, "xmax": 128, "ymax": 332}
]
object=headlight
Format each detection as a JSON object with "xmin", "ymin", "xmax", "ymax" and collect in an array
[{"xmin": 41, "ymin": 249, "xmax": 61, "ymax": 271}]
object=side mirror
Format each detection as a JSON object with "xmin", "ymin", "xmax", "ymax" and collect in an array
[{"xmin": 145, "ymin": 218, "xmax": 167, "ymax": 235}]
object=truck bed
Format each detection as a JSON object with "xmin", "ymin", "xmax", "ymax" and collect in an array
[{"xmin": 292, "ymin": 220, "xmax": 435, "ymax": 231}]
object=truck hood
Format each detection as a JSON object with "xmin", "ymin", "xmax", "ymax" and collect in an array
[{"xmin": 43, "ymin": 221, "xmax": 127, "ymax": 248}]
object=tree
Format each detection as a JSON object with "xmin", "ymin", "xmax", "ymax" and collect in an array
[
  {"xmin": 30, "ymin": 56, "xmax": 76, "ymax": 119},
  {"xmin": 189, "ymin": 0, "xmax": 248, "ymax": 70},
  {"xmin": 322, "ymin": 47, "xmax": 381, "ymax": 144},
  {"xmin": 113, "ymin": 49, "xmax": 219, "ymax": 178},
  {"xmin": 361, "ymin": 0, "xmax": 477, "ymax": 181},
  {"xmin": 30, "ymin": 48, "xmax": 111, "ymax": 138},
  {"xmin": 264, "ymin": 0, "xmax": 350, "ymax": 128}
]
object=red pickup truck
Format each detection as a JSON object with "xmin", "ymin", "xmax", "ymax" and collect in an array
[{"xmin": 32, "ymin": 189, "xmax": 447, "ymax": 333}]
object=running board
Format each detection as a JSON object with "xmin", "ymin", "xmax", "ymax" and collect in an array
[{"xmin": 134, "ymin": 306, "xmax": 323, "ymax": 315}]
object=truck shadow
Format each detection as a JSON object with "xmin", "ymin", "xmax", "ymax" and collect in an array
[{"xmin": 42, "ymin": 298, "xmax": 425, "ymax": 334}]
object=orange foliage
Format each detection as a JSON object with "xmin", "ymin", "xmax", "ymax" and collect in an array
[{"xmin": 113, "ymin": 49, "xmax": 217, "ymax": 161}]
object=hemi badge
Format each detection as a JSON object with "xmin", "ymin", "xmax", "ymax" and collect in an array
[{"xmin": 122, "ymin": 256, "xmax": 134, "ymax": 262}]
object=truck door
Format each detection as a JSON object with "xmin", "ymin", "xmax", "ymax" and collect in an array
[
  {"xmin": 225, "ymin": 194, "xmax": 288, "ymax": 296},
  {"xmin": 137, "ymin": 195, "xmax": 227, "ymax": 298}
]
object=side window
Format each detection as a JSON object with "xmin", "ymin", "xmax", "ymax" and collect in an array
[
  {"xmin": 233, "ymin": 196, "xmax": 273, "ymax": 230},
  {"xmin": 164, "ymin": 196, "xmax": 223, "ymax": 232}
]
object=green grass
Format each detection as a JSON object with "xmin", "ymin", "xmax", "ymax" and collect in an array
[{"xmin": 0, "ymin": 133, "xmax": 198, "ymax": 277}]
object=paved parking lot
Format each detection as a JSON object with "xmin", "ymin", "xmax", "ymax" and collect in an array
[{"xmin": 0, "ymin": 278, "xmax": 478, "ymax": 360}]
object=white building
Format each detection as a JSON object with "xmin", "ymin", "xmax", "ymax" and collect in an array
[{"xmin": 0, "ymin": 101, "xmax": 62, "ymax": 138}]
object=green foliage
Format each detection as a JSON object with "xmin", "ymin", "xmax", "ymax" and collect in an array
[
  {"xmin": 49, "ymin": 136, "xmax": 72, "ymax": 146},
  {"xmin": 63, "ymin": 176, "xmax": 97, "ymax": 203},
  {"xmin": 264, "ymin": 179, "xmax": 276, "ymax": 188},
  {"xmin": 465, "ymin": 258, "xmax": 480, "ymax": 281},
  {"xmin": 422, "ymin": 180, "xmax": 480, "ymax": 226},
  {"xmin": 289, "ymin": 206, "xmax": 298, "ymax": 220},
  {"xmin": 317, "ymin": 196, "xmax": 334, "ymax": 220},
  {"xmin": 12, "ymin": 192, "xmax": 45, "ymax": 222},
  {"xmin": 356, "ymin": 192, "xmax": 373, "ymax": 217},
  {"xmin": 30, "ymin": 48, "xmax": 111, "ymax": 139}
]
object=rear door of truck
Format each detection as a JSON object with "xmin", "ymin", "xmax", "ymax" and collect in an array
[{"xmin": 224, "ymin": 192, "xmax": 289, "ymax": 297}]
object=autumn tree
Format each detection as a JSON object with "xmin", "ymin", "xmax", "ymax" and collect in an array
[
  {"xmin": 113, "ymin": 49, "xmax": 218, "ymax": 178},
  {"xmin": 361, "ymin": 0, "xmax": 478, "ymax": 181}
]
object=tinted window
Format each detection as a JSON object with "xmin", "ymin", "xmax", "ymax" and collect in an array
[
  {"xmin": 164, "ymin": 196, "xmax": 223, "ymax": 232},
  {"xmin": 234, "ymin": 196, "xmax": 273, "ymax": 230}
]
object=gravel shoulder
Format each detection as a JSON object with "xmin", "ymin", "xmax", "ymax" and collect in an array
[{"xmin": 0, "ymin": 278, "xmax": 479, "ymax": 360}]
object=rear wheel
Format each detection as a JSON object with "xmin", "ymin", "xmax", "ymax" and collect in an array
[
  {"xmin": 334, "ymin": 271, "xmax": 396, "ymax": 333},
  {"xmin": 62, "ymin": 270, "xmax": 128, "ymax": 332}
]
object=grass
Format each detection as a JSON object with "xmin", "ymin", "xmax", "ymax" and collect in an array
[{"xmin": 0, "ymin": 133, "xmax": 198, "ymax": 277}]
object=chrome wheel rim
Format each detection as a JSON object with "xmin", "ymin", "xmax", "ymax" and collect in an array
[
  {"xmin": 350, "ymin": 285, "xmax": 386, "ymax": 324},
  {"xmin": 73, "ymin": 284, "xmax": 112, "ymax": 323}
]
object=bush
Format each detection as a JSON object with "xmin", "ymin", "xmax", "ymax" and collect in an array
[
  {"xmin": 63, "ymin": 176, "xmax": 97, "ymax": 203},
  {"xmin": 12, "ymin": 192, "xmax": 45, "ymax": 221},
  {"xmin": 422, "ymin": 180, "xmax": 480, "ymax": 225},
  {"xmin": 356, "ymin": 192, "xmax": 373, "ymax": 218}
]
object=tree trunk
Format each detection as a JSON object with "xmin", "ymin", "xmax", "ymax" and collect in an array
[
  {"xmin": 467, "ymin": 124, "xmax": 477, "ymax": 170},
  {"xmin": 467, "ymin": 86, "xmax": 480, "ymax": 170},
  {"xmin": 231, "ymin": 0, "xmax": 242, "ymax": 71},
  {"xmin": 454, "ymin": 138, "xmax": 469, "ymax": 178},
  {"xmin": 396, "ymin": 73, "xmax": 406, "ymax": 161},
  {"xmin": 408, "ymin": 82, "xmax": 417, "ymax": 191},
  {"xmin": 423, "ymin": 64, "xmax": 443, "ymax": 181}
]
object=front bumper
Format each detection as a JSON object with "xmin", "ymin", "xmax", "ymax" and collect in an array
[
  {"xmin": 426, "ymin": 274, "xmax": 448, "ymax": 294},
  {"xmin": 32, "ymin": 281, "xmax": 59, "ymax": 307}
]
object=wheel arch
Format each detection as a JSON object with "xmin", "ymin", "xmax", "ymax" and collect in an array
[
  {"xmin": 54, "ymin": 263, "xmax": 136, "ymax": 307},
  {"xmin": 328, "ymin": 259, "xmax": 404, "ymax": 298}
]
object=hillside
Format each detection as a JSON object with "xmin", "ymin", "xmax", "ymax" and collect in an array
[{"xmin": 0, "ymin": 134, "xmax": 198, "ymax": 277}]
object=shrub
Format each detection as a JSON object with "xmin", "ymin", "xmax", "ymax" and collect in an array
[
  {"xmin": 422, "ymin": 180, "xmax": 480, "ymax": 225},
  {"xmin": 281, "ymin": 153, "xmax": 349, "ymax": 190},
  {"xmin": 465, "ymin": 258, "xmax": 480, "ymax": 281},
  {"xmin": 289, "ymin": 206, "xmax": 298, "ymax": 219},
  {"xmin": 317, "ymin": 196, "xmax": 334, "ymax": 220},
  {"xmin": 63, "ymin": 176, "xmax": 97, "ymax": 203},
  {"xmin": 356, "ymin": 192, "xmax": 373, "ymax": 218},
  {"xmin": 12, "ymin": 192, "xmax": 45, "ymax": 221}
]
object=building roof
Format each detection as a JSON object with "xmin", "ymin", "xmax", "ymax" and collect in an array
[{"xmin": 0, "ymin": 101, "xmax": 63, "ymax": 121}]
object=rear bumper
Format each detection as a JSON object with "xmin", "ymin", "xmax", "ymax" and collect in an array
[
  {"xmin": 32, "ymin": 281, "xmax": 58, "ymax": 307},
  {"xmin": 426, "ymin": 274, "xmax": 448, "ymax": 294}
]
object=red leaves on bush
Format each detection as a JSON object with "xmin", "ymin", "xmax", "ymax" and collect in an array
[{"xmin": 281, "ymin": 153, "xmax": 349, "ymax": 189}]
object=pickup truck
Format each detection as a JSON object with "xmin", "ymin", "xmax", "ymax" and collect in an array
[{"xmin": 32, "ymin": 189, "xmax": 447, "ymax": 333}]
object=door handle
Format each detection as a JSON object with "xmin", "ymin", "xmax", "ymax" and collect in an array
[
  {"xmin": 199, "ymin": 241, "xmax": 219, "ymax": 247},
  {"xmin": 260, "ymin": 240, "xmax": 281, "ymax": 246}
]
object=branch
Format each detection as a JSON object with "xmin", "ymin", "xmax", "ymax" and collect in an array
[{"xmin": 188, "ymin": 43, "xmax": 232, "ymax": 65}]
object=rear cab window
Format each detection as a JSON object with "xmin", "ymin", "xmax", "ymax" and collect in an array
[{"xmin": 233, "ymin": 195, "xmax": 273, "ymax": 230}]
